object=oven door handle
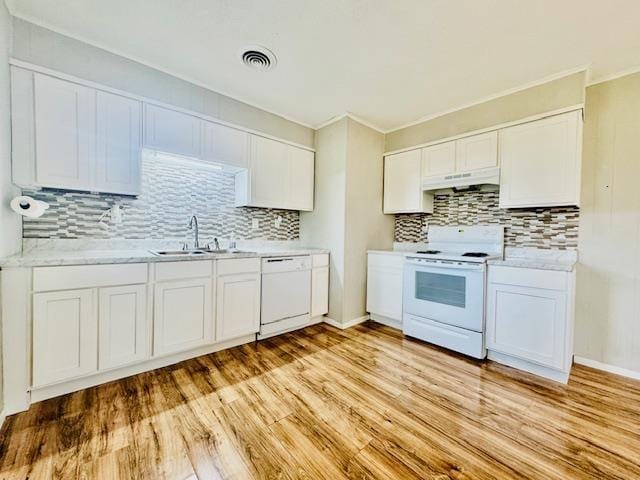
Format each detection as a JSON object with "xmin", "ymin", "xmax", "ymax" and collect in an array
[{"xmin": 405, "ymin": 260, "xmax": 485, "ymax": 271}]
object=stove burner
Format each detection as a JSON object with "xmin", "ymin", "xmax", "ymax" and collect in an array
[
  {"xmin": 462, "ymin": 252, "xmax": 489, "ymax": 258},
  {"xmin": 416, "ymin": 250, "xmax": 441, "ymax": 255}
]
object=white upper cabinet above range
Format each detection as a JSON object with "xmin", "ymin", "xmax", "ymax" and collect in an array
[
  {"xmin": 499, "ymin": 110, "xmax": 582, "ymax": 208},
  {"xmin": 422, "ymin": 141, "xmax": 456, "ymax": 177},
  {"xmin": 143, "ymin": 104, "xmax": 202, "ymax": 158},
  {"xmin": 235, "ymin": 134, "xmax": 315, "ymax": 211},
  {"xmin": 454, "ymin": 131, "xmax": 498, "ymax": 172},
  {"xmin": 383, "ymin": 149, "xmax": 434, "ymax": 214}
]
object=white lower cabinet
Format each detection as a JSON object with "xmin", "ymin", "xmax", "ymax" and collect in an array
[
  {"xmin": 311, "ymin": 266, "xmax": 329, "ymax": 317},
  {"xmin": 98, "ymin": 284, "xmax": 150, "ymax": 370},
  {"xmin": 216, "ymin": 272, "xmax": 261, "ymax": 342},
  {"xmin": 366, "ymin": 253, "xmax": 404, "ymax": 328},
  {"xmin": 33, "ymin": 288, "xmax": 98, "ymax": 387},
  {"xmin": 486, "ymin": 265, "xmax": 575, "ymax": 383},
  {"xmin": 154, "ymin": 277, "xmax": 214, "ymax": 356}
]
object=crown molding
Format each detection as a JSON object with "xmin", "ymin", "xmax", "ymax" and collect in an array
[
  {"xmin": 586, "ymin": 64, "xmax": 640, "ymax": 87},
  {"xmin": 385, "ymin": 65, "xmax": 590, "ymax": 134}
]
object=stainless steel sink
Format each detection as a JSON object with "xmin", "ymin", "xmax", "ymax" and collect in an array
[
  {"xmin": 150, "ymin": 249, "xmax": 252, "ymax": 256},
  {"xmin": 150, "ymin": 249, "xmax": 207, "ymax": 256}
]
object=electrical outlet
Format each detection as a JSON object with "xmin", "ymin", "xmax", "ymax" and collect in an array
[
  {"xmin": 252, "ymin": 218, "xmax": 260, "ymax": 230},
  {"xmin": 274, "ymin": 215, "xmax": 282, "ymax": 228}
]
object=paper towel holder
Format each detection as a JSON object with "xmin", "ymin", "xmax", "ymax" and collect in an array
[{"xmin": 10, "ymin": 195, "xmax": 50, "ymax": 218}]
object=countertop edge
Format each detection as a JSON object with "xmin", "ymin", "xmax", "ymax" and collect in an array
[{"xmin": 0, "ymin": 249, "xmax": 331, "ymax": 268}]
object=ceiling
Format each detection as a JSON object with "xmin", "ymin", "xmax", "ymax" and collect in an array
[{"xmin": 7, "ymin": 0, "xmax": 640, "ymax": 132}]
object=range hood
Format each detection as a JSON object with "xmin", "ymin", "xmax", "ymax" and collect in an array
[{"xmin": 422, "ymin": 166, "xmax": 500, "ymax": 191}]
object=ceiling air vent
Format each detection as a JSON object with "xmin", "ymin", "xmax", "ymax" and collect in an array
[{"xmin": 240, "ymin": 46, "xmax": 277, "ymax": 71}]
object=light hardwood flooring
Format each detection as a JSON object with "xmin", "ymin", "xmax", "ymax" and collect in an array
[{"xmin": 0, "ymin": 322, "xmax": 639, "ymax": 479}]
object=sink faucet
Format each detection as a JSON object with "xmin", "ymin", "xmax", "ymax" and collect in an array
[{"xmin": 188, "ymin": 215, "xmax": 200, "ymax": 249}]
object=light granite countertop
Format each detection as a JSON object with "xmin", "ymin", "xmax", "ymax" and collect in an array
[
  {"xmin": 368, "ymin": 245, "xmax": 578, "ymax": 272},
  {"xmin": 0, "ymin": 239, "xmax": 329, "ymax": 268}
]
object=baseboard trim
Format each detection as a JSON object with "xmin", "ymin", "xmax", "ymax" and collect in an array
[
  {"xmin": 574, "ymin": 356, "xmax": 640, "ymax": 381},
  {"xmin": 369, "ymin": 313, "xmax": 402, "ymax": 330},
  {"xmin": 323, "ymin": 315, "xmax": 369, "ymax": 330},
  {"xmin": 30, "ymin": 334, "xmax": 256, "ymax": 404},
  {"xmin": 488, "ymin": 350, "xmax": 569, "ymax": 384}
]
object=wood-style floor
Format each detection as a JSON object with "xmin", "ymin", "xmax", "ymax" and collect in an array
[{"xmin": 0, "ymin": 322, "xmax": 639, "ymax": 479}]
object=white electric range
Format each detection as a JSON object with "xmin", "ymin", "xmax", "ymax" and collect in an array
[{"xmin": 402, "ymin": 225, "xmax": 504, "ymax": 359}]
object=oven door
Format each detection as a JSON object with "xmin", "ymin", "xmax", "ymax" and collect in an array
[{"xmin": 403, "ymin": 259, "xmax": 485, "ymax": 332}]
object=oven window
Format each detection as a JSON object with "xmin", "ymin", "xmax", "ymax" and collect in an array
[{"xmin": 415, "ymin": 271, "xmax": 466, "ymax": 308}]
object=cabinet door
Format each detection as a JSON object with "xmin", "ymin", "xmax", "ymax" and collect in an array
[
  {"xmin": 144, "ymin": 104, "xmax": 202, "ymax": 158},
  {"xmin": 154, "ymin": 278, "xmax": 213, "ymax": 356},
  {"xmin": 248, "ymin": 135, "xmax": 289, "ymax": 208},
  {"xmin": 202, "ymin": 121, "xmax": 249, "ymax": 168},
  {"xmin": 383, "ymin": 150, "xmax": 423, "ymax": 213},
  {"xmin": 288, "ymin": 147, "xmax": 315, "ymax": 211},
  {"xmin": 366, "ymin": 260, "xmax": 403, "ymax": 321},
  {"xmin": 455, "ymin": 131, "xmax": 497, "ymax": 171},
  {"xmin": 422, "ymin": 141, "xmax": 456, "ymax": 177},
  {"xmin": 33, "ymin": 289, "xmax": 97, "ymax": 387},
  {"xmin": 95, "ymin": 91, "xmax": 142, "ymax": 195},
  {"xmin": 499, "ymin": 110, "xmax": 581, "ymax": 208},
  {"xmin": 486, "ymin": 283, "xmax": 567, "ymax": 369},
  {"xmin": 311, "ymin": 266, "xmax": 329, "ymax": 317},
  {"xmin": 33, "ymin": 73, "xmax": 94, "ymax": 190},
  {"xmin": 99, "ymin": 285, "xmax": 149, "ymax": 370},
  {"xmin": 216, "ymin": 273, "xmax": 261, "ymax": 341}
]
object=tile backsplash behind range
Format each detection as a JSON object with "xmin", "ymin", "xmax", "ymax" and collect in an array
[
  {"xmin": 22, "ymin": 157, "xmax": 299, "ymax": 241},
  {"xmin": 395, "ymin": 187, "xmax": 579, "ymax": 249}
]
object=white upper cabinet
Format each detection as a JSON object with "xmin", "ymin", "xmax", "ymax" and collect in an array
[
  {"xmin": 383, "ymin": 149, "xmax": 434, "ymax": 214},
  {"xmin": 33, "ymin": 73, "xmax": 94, "ymax": 190},
  {"xmin": 422, "ymin": 141, "xmax": 456, "ymax": 177},
  {"xmin": 143, "ymin": 104, "xmax": 202, "ymax": 158},
  {"xmin": 236, "ymin": 134, "xmax": 315, "ymax": 211},
  {"xmin": 201, "ymin": 121, "xmax": 249, "ymax": 169},
  {"xmin": 455, "ymin": 131, "xmax": 498, "ymax": 171},
  {"xmin": 499, "ymin": 110, "xmax": 582, "ymax": 208},
  {"xmin": 288, "ymin": 147, "xmax": 315, "ymax": 211},
  {"xmin": 11, "ymin": 69, "xmax": 143, "ymax": 195},
  {"xmin": 94, "ymin": 91, "xmax": 142, "ymax": 195}
]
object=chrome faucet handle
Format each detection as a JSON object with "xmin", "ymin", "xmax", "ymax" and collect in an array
[
  {"xmin": 181, "ymin": 242, "xmax": 188, "ymax": 251},
  {"xmin": 214, "ymin": 238, "xmax": 220, "ymax": 250}
]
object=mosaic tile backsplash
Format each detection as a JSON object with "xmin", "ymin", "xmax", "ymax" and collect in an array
[
  {"xmin": 22, "ymin": 157, "xmax": 299, "ymax": 241},
  {"xmin": 395, "ymin": 187, "xmax": 579, "ymax": 249}
]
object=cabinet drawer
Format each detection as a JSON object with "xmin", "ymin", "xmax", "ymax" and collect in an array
[
  {"xmin": 217, "ymin": 257, "xmax": 261, "ymax": 276},
  {"xmin": 488, "ymin": 265, "xmax": 567, "ymax": 291},
  {"xmin": 34, "ymin": 263, "xmax": 148, "ymax": 292},
  {"xmin": 312, "ymin": 254, "xmax": 329, "ymax": 268},
  {"xmin": 155, "ymin": 260, "xmax": 212, "ymax": 282}
]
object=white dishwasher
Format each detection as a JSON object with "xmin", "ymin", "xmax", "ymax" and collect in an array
[{"xmin": 259, "ymin": 256, "xmax": 312, "ymax": 339}]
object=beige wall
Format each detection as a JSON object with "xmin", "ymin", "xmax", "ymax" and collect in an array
[
  {"xmin": 301, "ymin": 117, "xmax": 394, "ymax": 323},
  {"xmin": 385, "ymin": 71, "xmax": 586, "ymax": 152},
  {"xmin": 343, "ymin": 118, "xmax": 394, "ymax": 320},
  {"xmin": 11, "ymin": 18, "xmax": 315, "ymax": 148},
  {"xmin": 300, "ymin": 118, "xmax": 348, "ymax": 321},
  {"xmin": 575, "ymin": 72, "xmax": 640, "ymax": 374}
]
